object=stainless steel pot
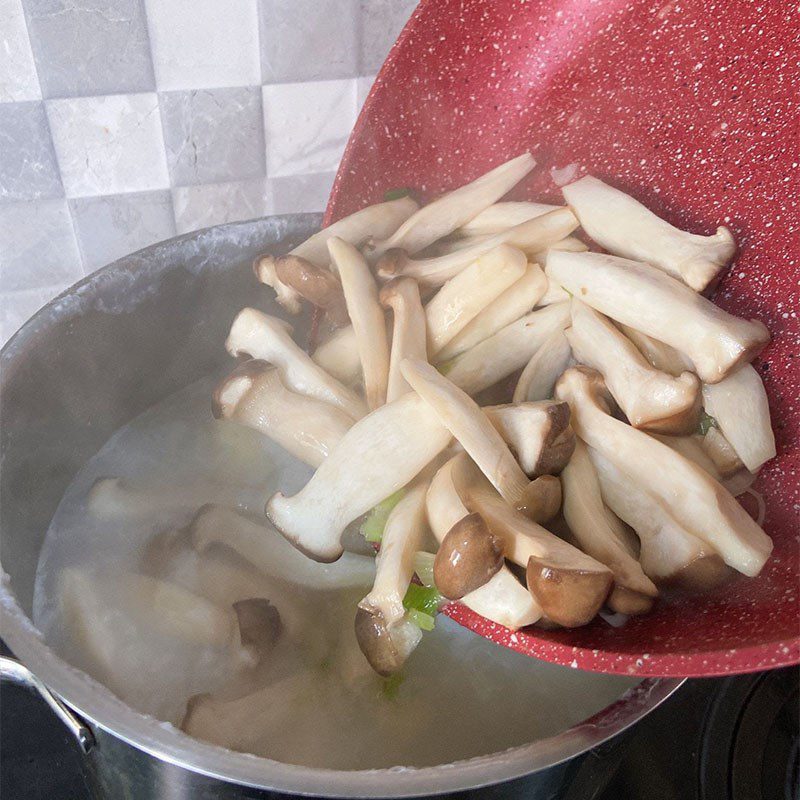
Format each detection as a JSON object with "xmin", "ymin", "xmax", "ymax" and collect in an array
[{"xmin": 0, "ymin": 214, "xmax": 683, "ymax": 798}]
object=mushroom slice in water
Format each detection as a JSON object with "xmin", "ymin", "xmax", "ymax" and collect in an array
[
  {"xmin": 452, "ymin": 459, "xmax": 613, "ymax": 628},
  {"xmin": 424, "ymin": 245, "xmax": 527, "ymax": 357},
  {"xmin": 353, "ymin": 607, "xmax": 423, "ymax": 677},
  {"xmin": 702, "ymin": 364, "xmax": 776, "ymax": 472},
  {"xmin": 437, "ymin": 262, "xmax": 547, "ymax": 361},
  {"xmin": 377, "ymin": 207, "xmax": 579, "ymax": 287},
  {"xmin": 483, "ymin": 401, "xmax": 575, "ymax": 477},
  {"xmin": 561, "ymin": 440, "xmax": 658, "ymax": 614},
  {"xmin": 513, "ymin": 328, "xmax": 573, "ymax": 403},
  {"xmin": 562, "ymin": 175, "xmax": 735, "ymax": 292},
  {"xmin": 400, "ymin": 358, "xmax": 530, "ymax": 508},
  {"xmin": 555, "ymin": 367, "xmax": 772, "ymax": 575},
  {"xmin": 380, "ymin": 277, "xmax": 428, "ymax": 402},
  {"xmin": 616, "ymin": 323, "xmax": 694, "ymax": 378},
  {"xmin": 226, "ymin": 308, "xmax": 367, "ymax": 420},
  {"xmin": 589, "ymin": 449, "xmax": 732, "ymax": 590},
  {"xmin": 233, "ymin": 598, "xmax": 282, "ymax": 662},
  {"xmin": 273, "ymin": 255, "xmax": 349, "ymax": 326},
  {"xmin": 566, "ymin": 300, "xmax": 701, "ymax": 435},
  {"xmin": 457, "ymin": 201, "xmax": 561, "ymax": 236},
  {"xmin": 266, "ymin": 391, "xmax": 452, "ymax": 562},
  {"xmin": 312, "ymin": 325, "xmax": 362, "ymax": 386},
  {"xmin": 328, "ymin": 236, "xmax": 390, "ymax": 409},
  {"xmin": 443, "ymin": 302, "xmax": 571, "ymax": 396},
  {"xmin": 212, "ymin": 360, "xmax": 352, "ymax": 468},
  {"xmin": 426, "ymin": 456, "xmax": 542, "ymax": 628},
  {"xmin": 368, "ymin": 153, "xmax": 536, "ymax": 260},
  {"xmin": 546, "ymin": 251, "xmax": 769, "ymax": 384},
  {"xmin": 254, "ymin": 196, "xmax": 418, "ymax": 313}
]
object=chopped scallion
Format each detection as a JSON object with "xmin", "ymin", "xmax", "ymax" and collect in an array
[
  {"xmin": 361, "ymin": 489, "xmax": 406, "ymax": 543},
  {"xmin": 698, "ymin": 411, "xmax": 718, "ymax": 436},
  {"xmin": 403, "ymin": 583, "xmax": 443, "ymax": 616},
  {"xmin": 406, "ymin": 608, "xmax": 436, "ymax": 631},
  {"xmin": 381, "ymin": 672, "xmax": 404, "ymax": 700}
]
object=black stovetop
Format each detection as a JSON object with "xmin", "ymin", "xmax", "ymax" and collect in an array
[{"xmin": 2, "ymin": 639, "xmax": 797, "ymax": 800}]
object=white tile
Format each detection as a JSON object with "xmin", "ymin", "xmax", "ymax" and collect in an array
[
  {"xmin": 0, "ymin": 285, "xmax": 66, "ymax": 346},
  {"xmin": 0, "ymin": 0, "xmax": 41, "ymax": 102},
  {"xmin": 145, "ymin": 0, "xmax": 260, "ymax": 91},
  {"xmin": 172, "ymin": 178, "xmax": 270, "ymax": 235},
  {"xmin": 263, "ymin": 79, "xmax": 357, "ymax": 178},
  {"xmin": 46, "ymin": 93, "xmax": 170, "ymax": 198},
  {"xmin": 269, "ymin": 171, "xmax": 335, "ymax": 215}
]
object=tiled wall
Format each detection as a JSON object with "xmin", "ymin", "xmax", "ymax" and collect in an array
[{"xmin": 0, "ymin": 0, "xmax": 417, "ymax": 344}]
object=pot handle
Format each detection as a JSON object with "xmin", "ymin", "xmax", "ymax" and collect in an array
[{"xmin": 0, "ymin": 655, "xmax": 95, "ymax": 753}]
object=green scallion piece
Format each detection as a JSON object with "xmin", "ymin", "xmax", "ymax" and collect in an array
[
  {"xmin": 698, "ymin": 411, "xmax": 718, "ymax": 436},
  {"xmin": 361, "ymin": 489, "xmax": 406, "ymax": 543},
  {"xmin": 381, "ymin": 672, "xmax": 404, "ymax": 700},
  {"xmin": 403, "ymin": 583, "xmax": 443, "ymax": 616},
  {"xmin": 406, "ymin": 608, "xmax": 436, "ymax": 631}
]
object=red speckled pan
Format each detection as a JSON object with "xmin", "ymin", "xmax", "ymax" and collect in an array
[{"xmin": 326, "ymin": 0, "xmax": 800, "ymax": 677}]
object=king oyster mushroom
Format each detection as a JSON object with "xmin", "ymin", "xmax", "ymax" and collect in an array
[
  {"xmin": 311, "ymin": 324, "xmax": 362, "ymax": 386},
  {"xmin": 562, "ymin": 175, "xmax": 736, "ymax": 292},
  {"xmin": 271, "ymin": 255, "xmax": 349, "ymax": 326},
  {"xmin": 456, "ymin": 201, "xmax": 561, "ymax": 236},
  {"xmin": 546, "ymin": 251, "xmax": 769, "ymax": 384},
  {"xmin": 513, "ymin": 328, "xmax": 573, "ymax": 403},
  {"xmin": 616, "ymin": 323, "xmax": 694, "ymax": 377}
]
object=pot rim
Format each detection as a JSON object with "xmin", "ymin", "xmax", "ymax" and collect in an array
[{"xmin": 0, "ymin": 217, "xmax": 684, "ymax": 797}]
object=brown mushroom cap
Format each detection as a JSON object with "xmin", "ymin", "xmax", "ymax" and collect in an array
[
  {"xmin": 533, "ymin": 403, "xmax": 576, "ymax": 476},
  {"xmin": 433, "ymin": 513, "xmax": 504, "ymax": 599},
  {"xmin": 233, "ymin": 598, "xmax": 282, "ymax": 659},
  {"xmin": 274, "ymin": 254, "xmax": 350, "ymax": 326},
  {"xmin": 354, "ymin": 605, "xmax": 406, "ymax": 677},
  {"xmin": 607, "ymin": 585, "xmax": 654, "ymax": 616},
  {"xmin": 375, "ymin": 248, "xmax": 409, "ymax": 280},
  {"xmin": 660, "ymin": 551, "xmax": 733, "ymax": 593},
  {"xmin": 516, "ymin": 475, "xmax": 562, "ymax": 523}
]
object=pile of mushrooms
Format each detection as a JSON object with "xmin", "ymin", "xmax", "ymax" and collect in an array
[{"xmin": 211, "ymin": 156, "xmax": 774, "ymax": 676}]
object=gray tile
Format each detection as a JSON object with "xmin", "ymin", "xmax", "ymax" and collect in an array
[
  {"xmin": 0, "ymin": 0, "xmax": 42, "ymax": 102},
  {"xmin": 0, "ymin": 285, "xmax": 65, "ymax": 346},
  {"xmin": 160, "ymin": 88, "xmax": 265, "ymax": 187},
  {"xmin": 0, "ymin": 199, "xmax": 82, "ymax": 292},
  {"xmin": 172, "ymin": 178, "xmax": 270, "ymax": 235},
  {"xmin": 358, "ymin": 0, "xmax": 417, "ymax": 74},
  {"xmin": 0, "ymin": 102, "xmax": 62, "ymax": 200},
  {"xmin": 269, "ymin": 171, "xmax": 335, "ymax": 215},
  {"xmin": 258, "ymin": 0, "xmax": 358, "ymax": 83},
  {"xmin": 69, "ymin": 191, "xmax": 176, "ymax": 272},
  {"xmin": 23, "ymin": 0, "xmax": 154, "ymax": 98}
]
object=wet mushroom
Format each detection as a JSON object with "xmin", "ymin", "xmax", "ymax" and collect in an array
[
  {"xmin": 530, "ymin": 235, "xmax": 589, "ymax": 269},
  {"xmin": 226, "ymin": 308, "xmax": 367, "ymax": 420},
  {"xmin": 311, "ymin": 325, "xmax": 362, "ymax": 386},
  {"xmin": 514, "ymin": 475, "xmax": 563, "ymax": 524},
  {"xmin": 233, "ymin": 598, "xmax": 282, "ymax": 663},
  {"xmin": 566, "ymin": 299, "xmax": 701, "ymax": 434},
  {"xmin": 562, "ymin": 175, "xmax": 736, "ymax": 292},
  {"xmin": 616, "ymin": 323, "xmax": 693, "ymax": 377},
  {"xmin": 273, "ymin": 254, "xmax": 349, "ymax": 326},
  {"xmin": 354, "ymin": 606, "xmax": 423, "ymax": 677},
  {"xmin": 546, "ymin": 251, "xmax": 769, "ymax": 384},
  {"xmin": 456, "ymin": 200, "xmax": 561, "ymax": 236},
  {"xmin": 512, "ymin": 328, "xmax": 573, "ymax": 403}
]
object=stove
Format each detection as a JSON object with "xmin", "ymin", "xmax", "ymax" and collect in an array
[{"xmin": 2, "ymin": 638, "xmax": 796, "ymax": 800}]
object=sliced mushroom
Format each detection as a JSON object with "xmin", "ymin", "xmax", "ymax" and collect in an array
[
  {"xmin": 376, "ymin": 207, "xmax": 579, "ymax": 287},
  {"xmin": 443, "ymin": 302, "xmax": 571, "ymax": 396},
  {"xmin": 562, "ymin": 175, "xmax": 736, "ymax": 291},
  {"xmin": 530, "ymin": 235, "xmax": 589, "ymax": 267},
  {"xmin": 226, "ymin": 308, "xmax": 367, "ymax": 419},
  {"xmin": 86, "ymin": 476, "xmax": 210, "ymax": 519},
  {"xmin": 457, "ymin": 201, "xmax": 561, "ymax": 236},
  {"xmin": 354, "ymin": 607, "xmax": 423, "ymax": 677},
  {"xmin": 266, "ymin": 391, "xmax": 452, "ymax": 562},
  {"xmin": 513, "ymin": 328, "xmax": 572, "ymax": 403},
  {"xmin": 426, "ymin": 456, "xmax": 541, "ymax": 628},
  {"xmin": 311, "ymin": 324, "xmax": 362, "ymax": 386},
  {"xmin": 554, "ymin": 367, "xmax": 772, "ymax": 575},
  {"xmin": 436, "ymin": 262, "xmax": 548, "ymax": 361},
  {"xmin": 514, "ymin": 475, "xmax": 562, "ymax": 524},
  {"xmin": 424, "ymin": 245, "xmax": 527, "ymax": 357},
  {"xmin": 546, "ymin": 251, "xmax": 769, "ymax": 383},
  {"xmin": 566, "ymin": 299, "xmax": 701, "ymax": 434},
  {"xmin": 616, "ymin": 323, "xmax": 693, "ymax": 377},
  {"xmin": 400, "ymin": 358, "xmax": 530, "ymax": 507},
  {"xmin": 483, "ymin": 401, "xmax": 575, "ymax": 477},
  {"xmin": 254, "ymin": 196, "xmax": 418, "ymax": 313},
  {"xmin": 272, "ymin": 255, "xmax": 349, "ymax": 326},
  {"xmin": 233, "ymin": 598, "xmax": 282, "ymax": 661},
  {"xmin": 212, "ymin": 360, "xmax": 352, "ymax": 468},
  {"xmin": 701, "ymin": 426, "xmax": 748, "ymax": 477},
  {"xmin": 650, "ymin": 432, "xmax": 723, "ymax": 479},
  {"xmin": 561, "ymin": 440, "xmax": 658, "ymax": 613},
  {"xmin": 589, "ymin": 448, "xmax": 732, "ymax": 590},
  {"xmin": 380, "ymin": 277, "xmax": 428, "ymax": 402},
  {"xmin": 367, "ymin": 153, "xmax": 536, "ymax": 260},
  {"xmin": 328, "ymin": 236, "xmax": 390, "ymax": 409},
  {"xmin": 537, "ymin": 277, "xmax": 570, "ymax": 307},
  {"xmin": 702, "ymin": 364, "xmax": 776, "ymax": 472},
  {"xmin": 452, "ymin": 459, "xmax": 613, "ymax": 628}
]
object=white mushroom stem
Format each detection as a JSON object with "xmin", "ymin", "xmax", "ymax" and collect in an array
[
  {"xmin": 226, "ymin": 308, "xmax": 367, "ymax": 420},
  {"xmin": 456, "ymin": 201, "xmax": 561, "ymax": 236},
  {"xmin": 650, "ymin": 433, "xmax": 723, "ymax": 479},
  {"xmin": 617, "ymin": 323, "xmax": 694, "ymax": 377},
  {"xmin": 513, "ymin": 328, "xmax": 572, "ymax": 403},
  {"xmin": 380, "ymin": 277, "xmax": 428, "ymax": 403},
  {"xmin": 530, "ymin": 235, "xmax": 589, "ymax": 267},
  {"xmin": 254, "ymin": 196, "xmax": 418, "ymax": 313},
  {"xmin": 589, "ymin": 449, "xmax": 731, "ymax": 589},
  {"xmin": 562, "ymin": 175, "xmax": 736, "ymax": 292},
  {"xmin": 566, "ymin": 299, "xmax": 701, "ymax": 434},
  {"xmin": 311, "ymin": 325, "xmax": 362, "ymax": 386},
  {"xmin": 400, "ymin": 358, "xmax": 530, "ymax": 507},
  {"xmin": 702, "ymin": 364, "xmax": 776, "ymax": 472},
  {"xmin": 426, "ymin": 456, "xmax": 541, "ymax": 628},
  {"xmin": 86, "ymin": 476, "xmax": 220, "ymax": 519},
  {"xmin": 443, "ymin": 302, "xmax": 571, "ymax": 396},
  {"xmin": 561, "ymin": 440, "xmax": 658, "ymax": 602},
  {"xmin": 701, "ymin": 427, "xmax": 748, "ymax": 479},
  {"xmin": 376, "ymin": 207, "xmax": 579, "ymax": 287},
  {"xmin": 328, "ymin": 236, "xmax": 390, "ymax": 409},
  {"xmin": 368, "ymin": 153, "xmax": 536, "ymax": 259},
  {"xmin": 424, "ymin": 245, "xmax": 527, "ymax": 356},
  {"xmin": 555, "ymin": 367, "xmax": 772, "ymax": 576},
  {"xmin": 546, "ymin": 251, "xmax": 769, "ymax": 383},
  {"xmin": 212, "ymin": 361, "xmax": 352, "ymax": 468},
  {"xmin": 436, "ymin": 262, "xmax": 547, "ymax": 361},
  {"xmin": 266, "ymin": 391, "xmax": 452, "ymax": 562}
]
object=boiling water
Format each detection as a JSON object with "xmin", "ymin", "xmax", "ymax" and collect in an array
[{"xmin": 34, "ymin": 378, "xmax": 636, "ymax": 770}]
